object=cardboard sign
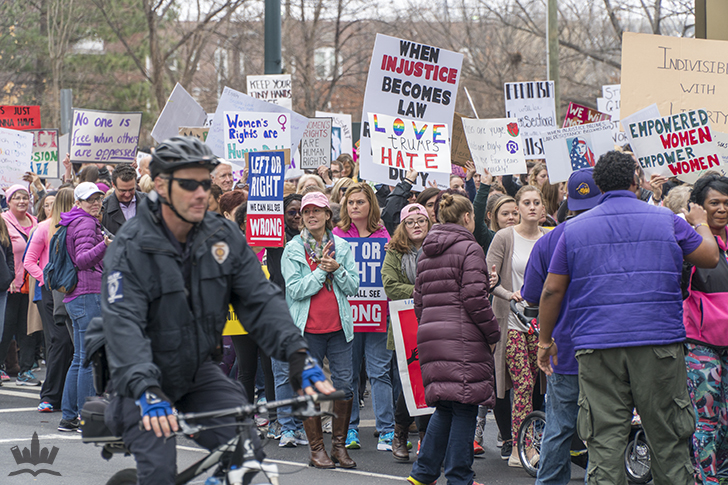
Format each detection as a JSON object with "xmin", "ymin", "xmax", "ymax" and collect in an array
[
  {"xmin": 359, "ymin": 34, "xmax": 462, "ymax": 190},
  {"xmin": 206, "ymin": 86, "xmax": 308, "ymax": 166},
  {"xmin": 450, "ymin": 113, "xmax": 472, "ymax": 167},
  {"xmin": 714, "ymin": 132, "xmax": 728, "ymax": 177},
  {"xmin": 562, "ymin": 102, "xmax": 611, "ymax": 128},
  {"xmin": 300, "ymin": 118, "xmax": 332, "ymax": 169},
  {"xmin": 223, "ymin": 111, "xmax": 291, "ymax": 179},
  {"xmin": 461, "ymin": 118, "xmax": 527, "ymax": 176},
  {"xmin": 0, "ymin": 127, "xmax": 34, "ymax": 187},
  {"xmin": 346, "ymin": 237, "xmax": 387, "ymax": 332},
  {"xmin": 178, "ymin": 126, "xmax": 209, "ymax": 141},
  {"xmin": 542, "ymin": 121, "xmax": 615, "ymax": 183},
  {"xmin": 30, "ymin": 129, "xmax": 59, "ymax": 178},
  {"xmin": 244, "ymin": 150, "xmax": 287, "ymax": 247},
  {"xmin": 390, "ymin": 299, "xmax": 435, "ymax": 416},
  {"xmin": 504, "ymin": 81, "xmax": 557, "ymax": 159},
  {"xmin": 625, "ymin": 109, "xmax": 723, "ymax": 184},
  {"xmin": 316, "ymin": 111, "xmax": 353, "ymax": 160},
  {"xmin": 0, "ymin": 106, "xmax": 41, "ymax": 131},
  {"xmin": 368, "ymin": 113, "xmax": 451, "ymax": 173},
  {"xmin": 151, "ymin": 83, "xmax": 207, "ymax": 143},
  {"xmin": 70, "ymin": 109, "xmax": 142, "ymax": 163},
  {"xmin": 247, "ymin": 74, "xmax": 293, "ymax": 110},
  {"xmin": 597, "ymin": 84, "xmax": 627, "ymax": 146},
  {"xmin": 621, "ymin": 33, "xmax": 728, "ymax": 135}
]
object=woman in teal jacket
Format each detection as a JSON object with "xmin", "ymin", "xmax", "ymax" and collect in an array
[{"xmin": 281, "ymin": 191, "xmax": 359, "ymax": 470}]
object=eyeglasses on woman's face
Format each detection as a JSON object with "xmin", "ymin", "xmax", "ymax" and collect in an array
[{"xmin": 404, "ymin": 217, "xmax": 428, "ymax": 228}]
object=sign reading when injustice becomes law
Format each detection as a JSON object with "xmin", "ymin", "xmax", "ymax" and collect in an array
[
  {"xmin": 0, "ymin": 106, "xmax": 41, "ymax": 131},
  {"xmin": 70, "ymin": 109, "xmax": 142, "ymax": 163}
]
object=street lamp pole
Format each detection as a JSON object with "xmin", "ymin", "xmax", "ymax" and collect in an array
[
  {"xmin": 547, "ymin": 0, "xmax": 560, "ymax": 121},
  {"xmin": 264, "ymin": 0, "xmax": 282, "ymax": 74}
]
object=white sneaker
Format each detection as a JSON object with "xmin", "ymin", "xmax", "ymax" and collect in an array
[{"xmin": 293, "ymin": 429, "xmax": 308, "ymax": 446}]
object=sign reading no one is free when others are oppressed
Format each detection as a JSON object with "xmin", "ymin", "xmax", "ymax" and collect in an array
[{"xmin": 70, "ymin": 109, "xmax": 142, "ymax": 163}]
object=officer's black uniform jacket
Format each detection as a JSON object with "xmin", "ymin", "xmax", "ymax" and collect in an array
[{"xmin": 99, "ymin": 193, "xmax": 307, "ymax": 402}]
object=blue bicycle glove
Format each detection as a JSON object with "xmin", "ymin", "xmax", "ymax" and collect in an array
[
  {"xmin": 301, "ymin": 355, "xmax": 327, "ymax": 389},
  {"xmin": 135, "ymin": 387, "xmax": 174, "ymax": 420}
]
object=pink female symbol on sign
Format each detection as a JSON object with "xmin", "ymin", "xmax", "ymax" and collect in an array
[{"xmin": 278, "ymin": 115, "xmax": 287, "ymax": 132}]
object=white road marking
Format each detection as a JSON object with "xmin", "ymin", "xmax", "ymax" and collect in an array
[
  {"xmin": 0, "ymin": 434, "xmax": 81, "ymax": 444},
  {"xmin": 0, "ymin": 388, "xmax": 42, "ymax": 399},
  {"xmin": 0, "ymin": 407, "xmax": 37, "ymax": 413}
]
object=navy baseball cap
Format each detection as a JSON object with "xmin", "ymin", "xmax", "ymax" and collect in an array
[{"xmin": 567, "ymin": 168, "xmax": 601, "ymax": 211}]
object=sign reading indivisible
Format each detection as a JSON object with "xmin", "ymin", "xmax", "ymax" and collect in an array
[
  {"xmin": 504, "ymin": 81, "xmax": 557, "ymax": 159},
  {"xmin": 247, "ymin": 74, "xmax": 293, "ymax": 110},
  {"xmin": 0, "ymin": 106, "xmax": 41, "ymax": 131},
  {"xmin": 30, "ymin": 129, "xmax": 59, "ymax": 178},
  {"xmin": 542, "ymin": 121, "xmax": 614, "ymax": 183},
  {"xmin": 244, "ymin": 149, "xmax": 288, "ymax": 247},
  {"xmin": 625, "ymin": 108, "xmax": 724, "ymax": 183},
  {"xmin": 300, "ymin": 118, "xmax": 332, "ymax": 170},
  {"xmin": 347, "ymin": 237, "xmax": 388, "ymax": 333},
  {"xmin": 461, "ymin": 118, "xmax": 527, "ymax": 176},
  {"xmin": 316, "ymin": 111, "xmax": 353, "ymax": 160},
  {"xmin": 151, "ymin": 83, "xmax": 207, "ymax": 143},
  {"xmin": 0, "ymin": 127, "xmax": 34, "ymax": 187},
  {"xmin": 178, "ymin": 126, "xmax": 209, "ymax": 141},
  {"xmin": 223, "ymin": 112, "xmax": 291, "ymax": 178},
  {"xmin": 562, "ymin": 102, "xmax": 611, "ymax": 128},
  {"xmin": 368, "ymin": 113, "xmax": 451, "ymax": 173},
  {"xmin": 359, "ymin": 34, "xmax": 461, "ymax": 190},
  {"xmin": 390, "ymin": 299, "xmax": 435, "ymax": 416},
  {"xmin": 70, "ymin": 109, "xmax": 142, "ymax": 163}
]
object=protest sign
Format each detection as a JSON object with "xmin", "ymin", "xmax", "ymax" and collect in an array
[
  {"xmin": 625, "ymin": 109, "xmax": 723, "ymax": 183},
  {"xmin": 359, "ymin": 34, "xmax": 462, "ymax": 190},
  {"xmin": 30, "ymin": 129, "xmax": 59, "ymax": 178},
  {"xmin": 247, "ymin": 74, "xmax": 293, "ymax": 110},
  {"xmin": 151, "ymin": 83, "xmax": 207, "ymax": 143},
  {"xmin": 562, "ymin": 102, "xmax": 611, "ymax": 128},
  {"xmin": 713, "ymin": 132, "xmax": 728, "ymax": 177},
  {"xmin": 70, "ymin": 109, "xmax": 142, "ymax": 163},
  {"xmin": 390, "ymin": 299, "xmax": 435, "ymax": 417},
  {"xmin": 244, "ymin": 150, "xmax": 288, "ymax": 247},
  {"xmin": 0, "ymin": 127, "xmax": 34, "ymax": 187},
  {"xmin": 178, "ymin": 126, "xmax": 209, "ymax": 141},
  {"xmin": 300, "ymin": 118, "xmax": 332, "ymax": 170},
  {"xmin": 597, "ymin": 84, "xmax": 627, "ymax": 145},
  {"xmin": 622, "ymin": 33, "xmax": 728, "ymax": 135},
  {"xmin": 504, "ymin": 81, "xmax": 557, "ymax": 159},
  {"xmin": 461, "ymin": 118, "xmax": 527, "ymax": 176},
  {"xmin": 316, "ymin": 111, "xmax": 353, "ymax": 160},
  {"xmin": 0, "ymin": 106, "xmax": 41, "ymax": 131},
  {"xmin": 347, "ymin": 237, "xmax": 387, "ymax": 333},
  {"xmin": 223, "ymin": 112, "xmax": 291, "ymax": 178},
  {"xmin": 368, "ymin": 113, "xmax": 451, "ymax": 173},
  {"xmin": 206, "ymin": 86, "xmax": 308, "ymax": 167},
  {"xmin": 542, "ymin": 121, "xmax": 614, "ymax": 183},
  {"xmin": 450, "ymin": 113, "xmax": 472, "ymax": 167}
]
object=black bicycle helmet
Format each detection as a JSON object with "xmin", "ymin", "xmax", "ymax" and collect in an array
[{"xmin": 150, "ymin": 136, "xmax": 219, "ymax": 179}]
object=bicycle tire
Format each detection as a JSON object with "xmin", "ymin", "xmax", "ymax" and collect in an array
[
  {"xmin": 106, "ymin": 468, "xmax": 138, "ymax": 485},
  {"xmin": 625, "ymin": 436, "xmax": 652, "ymax": 484},
  {"xmin": 517, "ymin": 410, "xmax": 546, "ymax": 478}
]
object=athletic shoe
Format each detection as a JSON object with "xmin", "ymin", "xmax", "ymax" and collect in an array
[
  {"xmin": 345, "ymin": 429, "xmax": 360, "ymax": 449},
  {"xmin": 322, "ymin": 419, "xmax": 332, "ymax": 434},
  {"xmin": 266, "ymin": 421, "xmax": 282, "ymax": 440},
  {"xmin": 500, "ymin": 440, "xmax": 513, "ymax": 460},
  {"xmin": 256, "ymin": 396, "xmax": 267, "ymax": 406},
  {"xmin": 255, "ymin": 415, "xmax": 269, "ymax": 427},
  {"xmin": 406, "ymin": 440, "xmax": 412, "ymax": 450},
  {"xmin": 279, "ymin": 430, "xmax": 298, "ymax": 447},
  {"xmin": 0, "ymin": 370, "xmax": 9, "ymax": 381},
  {"xmin": 292, "ymin": 429, "xmax": 308, "ymax": 446},
  {"xmin": 496, "ymin": 431, "xmax": 503, "ymax": 448},
  {"xmin": 31, "ymin": 361, "xmax": 40, "ymax": 370},
  {"xmin": 406, "ymin": 477, "xmax": 435, "ymax": 485},
  {"xmin": 508, "ymin": 449, "xmax": 522, "ymax": 467},
  {"xmin": 38, "ymin": 402, "xmax": 54, "ymax": 413},
  {"xmin": 377, "ymin": 431, "xmax": 394, "ymax": 451},
  {"xmin": 16, "ymin": 371, "xmax": 41, "ymax": 386},
  {"xmin": 475, "ymin": 417, "xmax": 485, "ymax": 446},
  {"xmin": 58, "ymin": 418, "xmax": 80, "ymax": 432},
  {"xmin": 474, "ymin": 440, "xmax": 485, "ymax": 455}
]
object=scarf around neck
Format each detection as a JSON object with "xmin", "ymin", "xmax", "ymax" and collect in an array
[
  {"xmin": 300, "ymin": 227, "xmax": 336, "ymax": 290},
  {"xmin": 401, "ymin": 247, "xmax": 421, "ymax": 285}
]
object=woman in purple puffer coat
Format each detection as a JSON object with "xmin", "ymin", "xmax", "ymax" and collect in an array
[
  {"xmin": 407, "ymin": 193, "xmax": 500, "ymax": 485},
  {"xmin": 57, "ymin": 182, "xmax": 111, "ymax": 432}
]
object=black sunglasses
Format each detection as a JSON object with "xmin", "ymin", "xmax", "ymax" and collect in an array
[{"xmin": 170, "ymin": 177, "xmax": 213, "ymax": 192}]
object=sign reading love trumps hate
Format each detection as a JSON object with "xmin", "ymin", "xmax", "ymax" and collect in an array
[
  {"xmin": 244, "ymin": 149, "xmax": 288, "ymax": 247},
  {"xmin": 70, "ymin": 109, "xmax": 142, "ymax": 163},
  {"xmin": 626, "ymin": 109, "xmax": 723, "ymax": 184},
  {"xmin": 461, "ymin": 118, "xmax": 527, "ymax": 176},
  {"xmin": 368, "ymin": 113, "xmax": 451, "ymax": 173},
  {"xmin": 224, "ymin": 112, "xmax": 291, "ymax": 176},
  {"xmin": 346, "ymin": 238, "xmax": 388, "ymax": 332}
]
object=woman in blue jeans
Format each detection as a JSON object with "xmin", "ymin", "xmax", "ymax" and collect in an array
[
  {"xmin": 57, "ymin": 182, "xmax": 111, "ymax": 432},
  {"xmin": 282, "ymin": 192, "xmax": 359, "ymax": 469}
]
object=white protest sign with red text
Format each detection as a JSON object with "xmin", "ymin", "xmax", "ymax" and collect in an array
[
  {"xmin": 347, "ymin": 238, "xmax": 388, "ymax": 333},
  {"xmin": 244, "ymin": 150, "xmax": 287, "ymax": 247}
]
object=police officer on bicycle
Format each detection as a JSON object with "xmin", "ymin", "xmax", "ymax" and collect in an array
[{"xmin": 97, "ymin": 137, "xmax": 332, "ymax": 485}]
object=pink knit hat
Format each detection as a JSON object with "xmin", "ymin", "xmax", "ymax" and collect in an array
[
  {"xmin": 400, "ymin": 203, "xmax": 428, "ymax": 223},
  {"xmin": 5, "ymin": 184, "xmax": 29, "ymax": 201}
]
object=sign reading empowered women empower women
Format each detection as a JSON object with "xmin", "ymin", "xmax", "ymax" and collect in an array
[
  {"xmin": 70, "ymin": 109, "xmax": 142, "ymax": 163},
  {"xmin": 347, "ymin": 238, "xmax": 388, "ymax": 333}
]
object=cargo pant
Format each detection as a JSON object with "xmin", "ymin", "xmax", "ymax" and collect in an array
[{"xmin": 576, "ymin": 343, "xmax": 694, "ymax": 485}]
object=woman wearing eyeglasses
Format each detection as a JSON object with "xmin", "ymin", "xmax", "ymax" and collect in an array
[
  {"xmin": 56, "ymin": 182, "xmax": 111, "ymax": 432},
  {"xmin": 382, "ymin": 203, "xmax": 432, "ymax": 461},
  {"xmin": 281, "ymin": 192, "xmax": 359, "ymax": 468}
]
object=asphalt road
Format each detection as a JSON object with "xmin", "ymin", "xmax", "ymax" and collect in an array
[{"xmin": 0, "ymin": 365, "xmax": 588, "ymax": 484}]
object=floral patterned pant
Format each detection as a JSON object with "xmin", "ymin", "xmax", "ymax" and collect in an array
[{"xmin": 506, "ymin": 329, "xmax": 539, "ymax": 440}]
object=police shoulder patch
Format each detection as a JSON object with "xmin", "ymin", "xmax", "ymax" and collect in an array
[
  {"xmin": 107, "ymin": 271, "xmax": 124, "ymax": 304},
  {"xmin": 212, "ymin": 242, "xmax": 230, "ymax": 265}
]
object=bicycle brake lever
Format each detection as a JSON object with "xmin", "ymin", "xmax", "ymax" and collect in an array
[{"xmin": 177, "ymin": 419, "xmax": 201, "ymax": 436}]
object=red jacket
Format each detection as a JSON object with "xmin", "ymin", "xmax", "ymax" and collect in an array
[{"xmin": 414, "ymin": 223, "xmax": 501, "ymax": 407}]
